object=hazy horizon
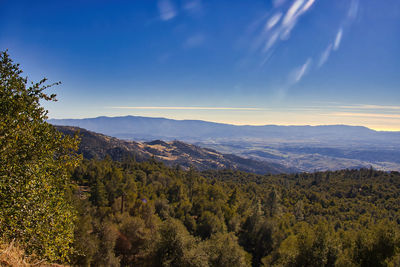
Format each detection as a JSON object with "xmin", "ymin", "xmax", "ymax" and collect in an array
[{"xmin": 49, "ymin": 114, "xmax": 400, "ymax": 132}]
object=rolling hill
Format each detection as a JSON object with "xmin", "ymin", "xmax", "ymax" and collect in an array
[
  {"xmin": 56, "ymin": 126, "xmax": 288, "ymax": 174},
  {"xmin": 50, "ymin": 116, "xmax": 400, "ymax": 172}
]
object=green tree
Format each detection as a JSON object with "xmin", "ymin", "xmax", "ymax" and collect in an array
[
  {"xmin": 92, "ymin": 220, "xmax": 120, "ymax": 267},
  {"xmin": 204, "ymin": 232, "xmax": 250, "ymax": 267},
  {"xmin": 196, "ymin": 211, "xmax": 226, "ymax": 239},
  {"xmin": 269, "ymin": 222, "xmax": 338, "ymax": 267},
  {"xmin": 352, "ymin": 221, "xmax": 399, "ymax": 267},
  {"xmin": 0, "ymin": 51, "xmax": 80, "ymax": 261},
  {"xmin": 150, "ymin": 218, "xmax": 208, "ymax": 267},
  {"xmin": 115, "ymin": 215, "xmax": 154, "ymax": 266}
]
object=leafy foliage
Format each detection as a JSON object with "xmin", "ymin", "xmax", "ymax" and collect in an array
[{"xmin": 0, "ymin": 51, "xmax": 80, "ymax": 262}]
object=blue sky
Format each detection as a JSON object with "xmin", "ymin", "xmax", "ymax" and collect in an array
[{"xmin": 1, "ymin": 0, "xmax": 400, "ymax": 130}]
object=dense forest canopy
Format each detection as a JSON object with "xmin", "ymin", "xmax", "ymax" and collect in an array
[{"xmin": 69, "ymin": 157, "xmax": 400, "ymax": 267}]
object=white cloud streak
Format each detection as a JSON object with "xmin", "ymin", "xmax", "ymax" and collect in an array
[
  {"xmin": 333, "ymin": 28, "xmax": 343, "ymax": 50},
  {"xmin": 339, "ymin": 104, "xmax": 400, "ymax": 110},
  {"xmin": 301, "ymin": 0, "xmax": 316, "ymax": 13},
  {"xmin": 319, "ymin": 44, "xmax": 332, "ymax": 67},
  {"xmin": 282, "ymin": 0, "xmax": 304, "ymax": 26},
  {"xmin": 158, "ymin": 0, "xmax": 177, "ymax": 21},
  {"xmin": 348, "ymin": 0, "xmax": 360, "ymax": 19},
  {"xmin": 331, "ymin": 112, "xmax": 400, "ymax": 119},
  {"xmin": 245, "ymin": 0, "xmax": 359, "ymax": 87},
  {"xmin": 318, "ymin": 0, "xmax": 359, "ymax": 67},
  {"xmin": 259, "ymin": 0, "xmax": 317, "ymax": 53},
  {"xmin": 266, "ymin": 13, "xmax": 282, "ymax": 30},
  {"xmin": 264, "ymin": 32, "xmax": 279, "ymax": 52},
  {"xmin": 291, "ymin": 58, "xmax": 312, "ymax": 83},
  {"xmin": 110, "ymin": 106, "xmax": 267, "ymax": 111}
]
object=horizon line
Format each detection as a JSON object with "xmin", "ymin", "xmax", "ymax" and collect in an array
[
  {"xmin": 109, "ymin": 106, "xmax": 268, "ymax": 111},
  {"xmin": 48, "ymin": 115, "xmax": 400, "ymax": 132}
]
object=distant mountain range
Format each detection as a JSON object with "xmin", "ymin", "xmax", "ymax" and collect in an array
[
  {"xmin": 56, "ymin": 126, "xmax": 288, "ymax": 174},
  {"xmin": 50, "ymin": 116, "xmax": 400, "ymax": 172}
]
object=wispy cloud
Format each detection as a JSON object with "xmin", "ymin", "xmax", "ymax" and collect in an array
[
  {"xmin": 280, "ymin": 0, "xmax": 307, "ymax": 39},
  {"xmin": 266, "ymin": 13, "xmax": 283, "ymax": 31},
  {"xmin": 331, "ymin": 112, "xmax": 400, "ymax": 119},
  {"xmin": 301, "ymin": 0, "xmax": 316, "ymax": 13},
  {"xmin": 263, "ymin": 32, "xmax": 279, "ymax": 52},
  {"xmin": 253, "ymin": 0, "xmax": 318, "ymax": 55},
  {"xmin": 158, "ymin": 0, "xmax": 177, "ymax": 21},
  {"xmin": 290, "ymin": 58, "xmax": 312, "ymax": 83},
  {"xmin": 339, "ymin": 104, "xmax": 400, "ymax": 110},
  {"xmin": 246, "ymin": 0, "xmax": 361, "ymax": 83},
  {"xmin": 273, "ymin": 0, "xmax": 287, "ymax": 7},
  {"xmin": 348, "ymin": 0, "xmax": 360, "ymax": 19},
  {"xmin": 106, "ymin": 105, "xmax": 400, "ymax": 131},
  {"xmin": 317, "ymin": 0, "xmax": 359, "ymax": 66},
  {"xmin": 183, "ymin": 33, "xmax": 205, "ymax": 48},
  {"xmin": 319, "ymin": 44, "xmax": 332, "ymax": 67},
  {"xmin": 318, "ymin": 27, "xmax": 342, "ymax": 68},
  {"xmin": 282, "ymin": 0, "xmax": 304, "ymax": 27},
  {"xmin": 333, "ymin": 28, "xmax": 343, "ymax": 50},
  {"xmin": 110, "ymin": 106, "xmax": 267, "ymax": 111},
  {"xmin": 183, "ymin": 0, "xmax": 202, "ymax": 14},
  {"xmin": 281, "ymin": 0, "xmax": 317, "ymax": 38},
  {"xmin": 275, "ymin": 58, "xmax": 312, "ymax": 99},
  {"xmin": 157, "ymin": 0, "xmax": 203, "ymax": 21}
]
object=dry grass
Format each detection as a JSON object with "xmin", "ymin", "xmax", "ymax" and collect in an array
[{"xmin": 0, "ymin": 240, "xmax": 66, "ymax": 267}]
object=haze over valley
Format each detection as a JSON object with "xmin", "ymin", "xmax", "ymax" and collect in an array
[{"xmin": 50, "ymin": 116, "xmax": 400, "ymax": 172}]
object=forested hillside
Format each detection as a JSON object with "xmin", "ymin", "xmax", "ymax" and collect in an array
[
  {"xmin": 56, "ymin": 125, "xmax": 288, "ymax": 174},
  {"xmin": 69, "ymin": 157, "xmax": 400, "ymax": 266},
  {"xmin": 49, "ymin": 116, "xmax": 400, "ymax": 172}
]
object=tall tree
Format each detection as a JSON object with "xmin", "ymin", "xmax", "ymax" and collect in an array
[{"xmin": 0, "ymin": 51, "xmax": 80, "ymax": 261}]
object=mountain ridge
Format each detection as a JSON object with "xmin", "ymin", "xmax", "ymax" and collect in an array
[
  {"xmin": 50, "ymin": 116, "xmax": 400, "ymax": 172},
  {"xmin": 50, "ymin": 115, "xmax": 377, "ymax": 131},
  {"xmin": 56, "ymin": 125, "xmax": 289, "ymax": 174},
  {"xmin": 49, "ymin": 115, "xmax": 399, "ymax": 142}
]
